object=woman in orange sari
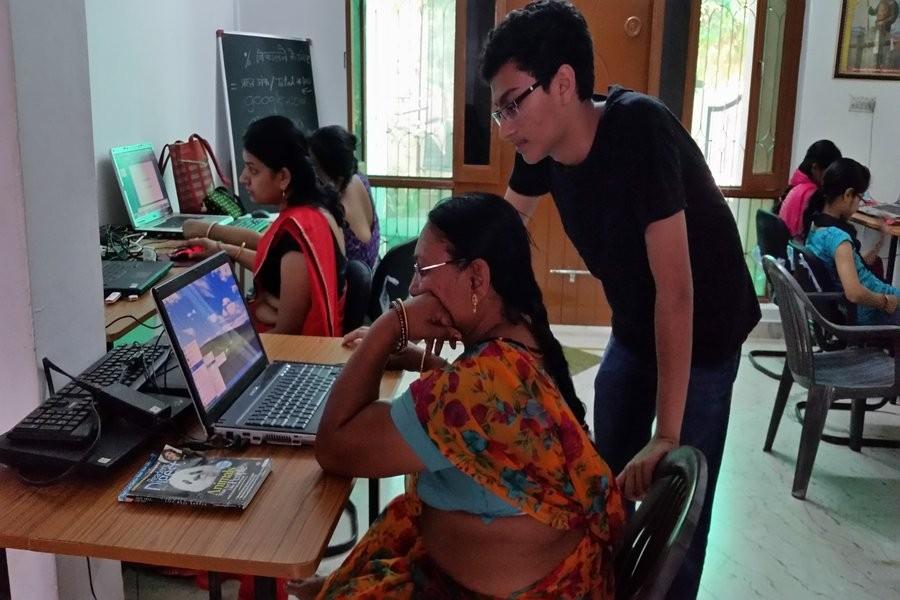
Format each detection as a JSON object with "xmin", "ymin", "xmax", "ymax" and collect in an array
[
  {"xmin": 309, "ymin": 193, "xmax": 625, "ymax": 599},
  {"xmin": 187, "ymin": 115, "xmax": 346, "ymax": 336}
]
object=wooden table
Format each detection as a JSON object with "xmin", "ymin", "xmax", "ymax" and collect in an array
[
  {"xmin": 0, "ymin": 334, "xmax": 401, "ymax": 598},
  {"xmin": 851, "ymin": 211, "xmax": 900, "ymax": 277}
]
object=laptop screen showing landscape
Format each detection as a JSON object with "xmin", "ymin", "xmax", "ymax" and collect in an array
[
  {"xmin": 111, "ymin": 144, "xmax": 172, "ymax": 226},
  {"xmin": 158, "ymin": 262, "xmax": 265, "ymax": 411}
]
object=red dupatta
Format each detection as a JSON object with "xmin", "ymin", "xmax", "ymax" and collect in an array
[{"xmin": 252, "ymin": 205, "xmax": 344, "ymax": 336}]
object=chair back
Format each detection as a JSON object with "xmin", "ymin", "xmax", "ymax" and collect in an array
[
  {"xmin": 343, "ymin": 259, "xmax": 373, "ymax": 332},
  {"xmin": 762, "ymin": 256, "xmax": 825, "ymax": 387},
  {"xmin": 614, "ymin": 446, "xmax": 708, "ymax": 600},
  {"xmin": 788, "ymin": 240, "xmax": 840, "ymax": 293},
  {"xmin": 756, "ymin": 209, "xmax": 791, "ymax": 261},
  {"xmin": 368, "ymin": 237, "xmax": 417, "ymax": 322}
]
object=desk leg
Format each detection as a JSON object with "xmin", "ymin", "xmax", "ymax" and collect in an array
[
  {"xmin": 888, "ymin": 236, "xmax": 898, "ymax": 281},
  {"xmin": 207, "ymin": 572, "xmax": 222, "ymax": 600},
  {"xmin": 368, "ymin": 478, "xmax": 380, "ymax": 525},
  {"xmin": 255, "ymin": 575, "xmax": 278, "ymax": 599}
]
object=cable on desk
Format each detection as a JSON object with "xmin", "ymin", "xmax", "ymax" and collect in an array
[
  {"xmin": 86, "ymin": 557, "xmax": 98, "ymax": 600},
  {"xmin": 100, "ymin": 224, "xmax": 144, "ymax": 261},
  {"xmin": 104, "ymin": 314, "xmax": 164, "ymax": 331}
]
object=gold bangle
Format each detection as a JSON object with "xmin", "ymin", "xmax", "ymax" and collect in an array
[
  {"xmin": 205, "ymin": 222, "xmax": 217, "ymax": 239},
  {"xmin": 234, "ymin": 241, "xmax": 247, "ymax": 262}
]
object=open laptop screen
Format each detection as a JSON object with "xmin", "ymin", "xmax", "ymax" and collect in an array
[
  {"xmin": 110, "ymin": 143, "xmax": 172, "ymax": 227},
  {"xmin": 157, "ymin": 258, "xmax": 265, "ymax": 412}
]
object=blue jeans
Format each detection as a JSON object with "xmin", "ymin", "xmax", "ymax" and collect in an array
[{"xmin": 593, "ymin": 337, "xmax": 741, "ymax": 600}]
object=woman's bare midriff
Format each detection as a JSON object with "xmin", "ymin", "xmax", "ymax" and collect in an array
[
  {"xmin": 253, "ymin": 291, "xmax": 279, "ymax": 326},
  {"xmin": 419, "ymin": 504, "xmax": 586, "ymax": 596}
]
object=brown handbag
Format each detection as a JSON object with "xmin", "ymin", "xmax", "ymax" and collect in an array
[{"xmin": 158, "ymin": 134, "xmax": 232, "ymax": 214}]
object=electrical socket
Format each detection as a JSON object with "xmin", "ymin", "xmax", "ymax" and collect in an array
[{"xmin": 849, "ymin": 96, "xmax": 876, "ymax": 113}]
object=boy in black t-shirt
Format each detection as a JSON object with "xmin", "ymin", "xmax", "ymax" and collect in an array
[{"xmin": 481, "ymin": 2, "xmax": 760, "ymax": 598}]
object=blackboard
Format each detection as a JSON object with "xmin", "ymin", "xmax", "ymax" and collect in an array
[{"xmin": 218, "ymin": 30, "xmax": 319, "ymax": 207}]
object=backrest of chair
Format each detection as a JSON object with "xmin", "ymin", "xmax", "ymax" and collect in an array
[
  {"xmin": 789, "ymin": 240, "xmax": 840, "ymax": 293},
  {"xmin": 756, "ymin": 209, "xmax": 791, "ymax": 261},
  {"xmin": 368, "ymin": 237, "xmax": 417, "ymax": 322},
  {"xmin": 762, "ymin": 256, "xmax": 820, "ymax": 386},
  {"xmin": 343, "ymin": 259, "xmax": 373, "ymax": 332},
  {"xmin": 614, "ymin": 447, "xmax": 708, "ymax": 600}
]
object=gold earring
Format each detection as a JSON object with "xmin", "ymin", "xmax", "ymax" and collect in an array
[
  {"xmin": 281, "ymin": 189, "xmax": 286, "ymax": 202},
  {"xmin": 472, "ymin": 294, "xmax": 478, "ymax": 314}
]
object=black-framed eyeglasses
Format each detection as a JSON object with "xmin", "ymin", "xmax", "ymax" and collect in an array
[
  {"xmin": 412, "ymin": 259, "xmax": 465, "ymax": 278},
  {"xmin": 490, "ymin": 82, "xmax": 539, "ymax": 125}
]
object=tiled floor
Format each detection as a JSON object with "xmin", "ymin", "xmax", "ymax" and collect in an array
[{"xmin": 124, "ymin": 334, "xmax": 900, "ymax": 600}]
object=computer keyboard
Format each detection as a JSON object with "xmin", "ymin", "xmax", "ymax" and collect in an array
[
  {"xmin": 7, "ymin": 344, "xmax": 171, "ymax": 446},
  {"xmin": 246, "ymin": 364, "xmax": 339, "ymax": 429},
  {"xmin": 155, "ymin": 216, "xmax": 192, "ymax": 229},
  {"xmin": 232, "ymin": 215, "xmax": 271, "ymax": 233}
]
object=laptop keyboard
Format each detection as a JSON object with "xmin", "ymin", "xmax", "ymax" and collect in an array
[
  {"xmin": 155, "ymin": 216, "xmax": 192, "ymax": 229},
  {"xmin": 232, "ymin": 216, "xmax": 271, "ymax": 232},
  {"xmin": 245, "ymin": 363, "xmax": 340, "ymax": 430},
  {"xmin": 8, "ymin": 344, "xmax": 170, "ymax": 446}
]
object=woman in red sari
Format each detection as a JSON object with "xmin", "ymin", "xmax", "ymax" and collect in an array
[
  {"xmin": 303, "ymin": 194, "xmax": 624, "ymax": 599},
  {"xmin": 187, "ymin": 115, "xmax": 346, "ymax": 336}
]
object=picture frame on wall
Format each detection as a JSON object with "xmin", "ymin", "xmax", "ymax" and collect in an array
[{"xmin": 835, "ymin": 0, "xmax": 900, "ymax": 80}]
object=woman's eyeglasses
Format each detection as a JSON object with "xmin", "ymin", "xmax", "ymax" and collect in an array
[
  {"xmin": 490, "ymin": 82, "xmax": 539, "ymax": 125},
  {"xmin": 413, "ymin": 259, "xmax": 465, "ymax": 278}
]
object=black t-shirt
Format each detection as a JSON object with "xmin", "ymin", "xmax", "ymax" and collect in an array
[
  {"xmin": 510, "ymin": 86, "xmax": 761, "ymax": 365},
  {"xmin": 258, "ymin": 234, "xmax": 347, "ymax": 298}
]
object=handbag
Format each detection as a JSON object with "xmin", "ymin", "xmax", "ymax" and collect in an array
[{"xmin": 158, "ymin": 134, "xmax": 232, "ymax": 214}]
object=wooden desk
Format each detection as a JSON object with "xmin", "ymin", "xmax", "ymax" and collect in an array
[
  {"xmin": 104, "ymin": 263, "xmax": 186, "ymax": 344},
  {"xmin": 851, "ymin": 211, "xmax": 900, "ymax": 277},
  {"xmin": 0, "ymin": 335, "xmax": 401, "ymax": 597}
]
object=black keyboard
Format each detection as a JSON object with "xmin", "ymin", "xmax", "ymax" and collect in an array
[
  {"xmin": 245, "ymin": 364, "xmax": 340, "ymax": 430},
  {"xmin": 8, "ymin": 344, "xmax": 170, "ymax": 446},
  {"xmin": 232, "ymin": 216, "xmax": 271, "ymax": 232}
]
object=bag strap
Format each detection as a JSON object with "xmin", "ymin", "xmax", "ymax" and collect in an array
[
  {"xmin": 190, "ymin": 133, "xmax": 232, "ymax": 188},
  {"xmin": 158, "ymin": 144, "xmax": 171, "ymax": 174}
]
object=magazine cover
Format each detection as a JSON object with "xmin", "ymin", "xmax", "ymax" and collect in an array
[{"xmin": 120, "ymin": 445, "xmax": 272, "ymax": 509}]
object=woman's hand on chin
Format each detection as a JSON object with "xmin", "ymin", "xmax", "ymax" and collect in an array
[{"xmin": 403, "ymin": 293, "xmax": 462, "ymax": 347}]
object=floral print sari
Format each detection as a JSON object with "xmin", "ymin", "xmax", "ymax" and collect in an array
[{"xmin": 318, "ymin": 339, "xmax": 625, "ymax": 599}]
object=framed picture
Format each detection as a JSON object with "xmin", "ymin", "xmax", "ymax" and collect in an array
[{"xmin": 835, "ymin": 0, "xmax": 900, "ymax": 80}]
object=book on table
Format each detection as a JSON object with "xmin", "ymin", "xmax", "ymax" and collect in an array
[{"xmin": 119, "ymin": 444, "xmax": 272, "ymax": 509}]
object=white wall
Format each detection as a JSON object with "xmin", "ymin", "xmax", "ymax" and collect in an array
[
  {"xmin": 793, "ymin": 0, "xmax": 900, "ymax": 204},
  {"xmin": 87, "ymin": 0, "xmax": 237, "ymax": 224},
  {"xmin": 238, "ymin": 0, "xmax": 348, "ymax": 129}
]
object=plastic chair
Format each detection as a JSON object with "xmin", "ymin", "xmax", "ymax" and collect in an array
[
  {"xmin": 614, "ymin": 446, "xmax": 708, "ymax": 600},
  {"xmin": 367, "ymin": 238, "xmax": 417, "ymax": 322},
  {"xmin": 748, "ymin": 210, "xmax": 793, "ymax": 380},
  {"xmin": 343, "ymin": 259, "xmax": 373, "ymax": 333},
  {"xmin": 762, "ymin": 257, "xmax": 900, "ymax": 498}
]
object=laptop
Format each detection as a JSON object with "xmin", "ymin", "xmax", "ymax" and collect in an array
[
  {"xmin": 102, "ymin": 259, "xmax": 172, "ymax": 295},
  {"xmin": 111, "ymin": 143, "xmax": 233, "ymax": 236},
  {"xmin": 152, "ymin": 252, "xmax": 341, "ymax": 445}
]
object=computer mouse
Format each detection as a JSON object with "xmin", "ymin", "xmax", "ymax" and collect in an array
[
  {"xmin": 169, "ymin": 244, "xmax": 205, "ymax": 262},
  {"xmin": 250, "ymin": 209, "xmax": 271, "ymax": 219}
]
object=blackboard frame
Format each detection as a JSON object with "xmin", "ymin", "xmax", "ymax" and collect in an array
[{"xmin": 217, "ymin": 30, "xmax": 319, "ymax": 209}]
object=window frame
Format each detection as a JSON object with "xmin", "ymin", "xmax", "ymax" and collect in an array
[{"xmin": 683, "ymin": 0, "xmax": 806, "ymax": 199}]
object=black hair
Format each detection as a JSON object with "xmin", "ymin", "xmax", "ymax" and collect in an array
[
  {"xmin": 243, "ymin": 116, "xmax": 345, "ymax": 225},
  {"xmin": 309, "ymin": 125, "xmax": 359, "ymax": 194},
  {"xmin": 427, "ymin": 193, "xmax": 586, "ymax": 426},
  {"xmin": 798, "ymin": 139, "xmax": 842, "ymax": 179},
  {"xmin": 801, "ymin": 157, "xmax": 870, "ymax": 238},
  {"xmin": 775, "ymin": 140, "xmax": 842, "ymax": 215},
  {"xmin": 480, "ymin": 0, "xmax": 594, "ymax": 101}
]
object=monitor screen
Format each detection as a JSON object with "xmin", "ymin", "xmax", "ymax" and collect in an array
[
  {"xmin": 111, "ymin": 144, "xmax": 171, "ymax": 225},
  {"xmin": 159, "ymin": 262, "xmax": 264, "ymax": 410}
]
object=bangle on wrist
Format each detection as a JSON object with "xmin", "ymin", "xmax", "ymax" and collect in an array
[
  {"xmin": 883, "ymin": 294, "xmax": 890, "ymax": 311},
  {"xmin": 390, "ymin": 299, "xmax": 409, "ymax": 354},
  {"xmin": 233, "ymin": 241, "xmax": 247, "ymax": 262},
  {"xmin": 205, "ymin": 222, "xmax": 217, "ymax": 239}
]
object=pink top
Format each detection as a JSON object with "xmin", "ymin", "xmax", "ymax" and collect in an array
[{"xmin": 778, "ymin": 170, "xmax": 818, "ymax": 238}]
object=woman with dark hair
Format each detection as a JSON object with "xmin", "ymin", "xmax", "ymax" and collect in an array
[
  {"xmin": 778, "ymin": 139, "xmax": 842, "ymax": 238},
  {"xmin": 186, "ymin": 116, "xmax": 347, "ymax": 335},
  {"xmin": 302, "ymin": 193, "xmax": 624, "ymax": 599},
  {"xmin": 310, "ymin": 125, "xmax": 381, "ymax": 268},
  {"xmin": 804, "ymin": 158, "xmax": 900, "ymax": 325}
]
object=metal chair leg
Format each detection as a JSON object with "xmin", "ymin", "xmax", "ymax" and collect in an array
[
  {"xmin": 849, "ymin": 398, "xmax": 865, "ymax": 452},
  {"xmin": 764, "ymin": 363, "xmax": 793, "ymax": 452},
  {"xmin": 207, "ymin": 572, "xmax": 222, "ymax": 600},
  {"xmin": 792, "ymin": 386, "xmax": 833, "ymax": 499}
]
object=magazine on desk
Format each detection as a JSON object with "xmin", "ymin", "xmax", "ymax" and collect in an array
[{"xmin": 118, "ymin": 445, "xmax": 272, "ymax": 509}]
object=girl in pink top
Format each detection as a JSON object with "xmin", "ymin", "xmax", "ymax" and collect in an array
[{"xmin": 778, "ymin": 140, "xmax": 841, "ymax": 238}]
